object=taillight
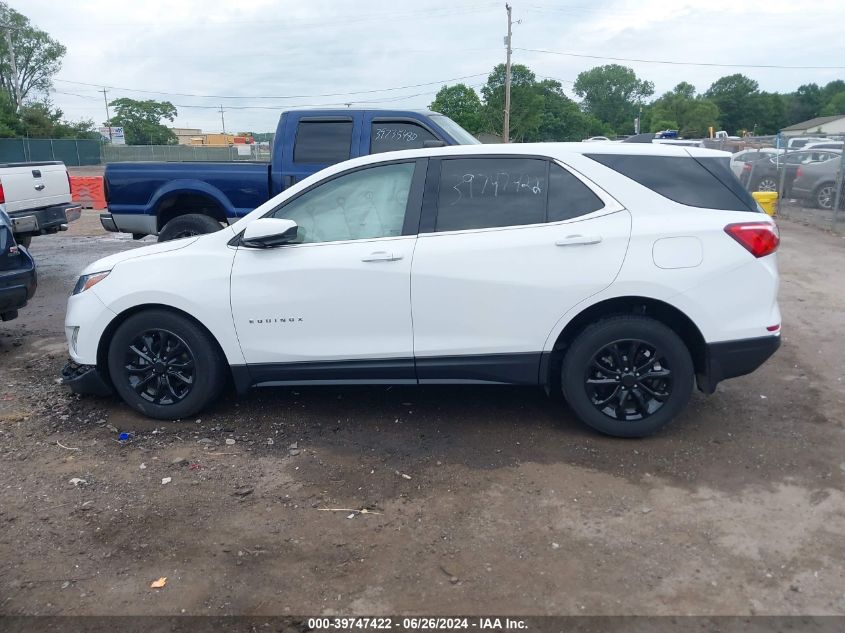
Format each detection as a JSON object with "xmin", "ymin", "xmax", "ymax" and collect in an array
[
  {"xmin": 795, "ymin": 167, "xmax": 802, "ymax": 179},
  {"xmin": 724, "ymin": 222, "xmax": 780, "ymax": 258},
  {"xmin": 742, "ymin": 162, "xmax": 752, "ymax": 172},
  {"xmin": 0, "ymin": 179, "xmax": 4, "ymax": 204}
]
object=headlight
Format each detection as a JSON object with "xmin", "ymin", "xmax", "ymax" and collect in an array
[{"xmin": 72, "ymin": 271, "xmax": 110, "ymax": 295}]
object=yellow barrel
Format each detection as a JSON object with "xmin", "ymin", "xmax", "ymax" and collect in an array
[{"xmin": 751, "ymin": 191, "xmax": 778, "ymax": 216}]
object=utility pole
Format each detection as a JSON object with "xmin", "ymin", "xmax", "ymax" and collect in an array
[
  {"xmin": 100, "ymin": 88, "xmax": 112, "ymax": 141},
  {"xmin": 3, "ymin": 26, "xmax": 22, "ymax": 111},
  {"xmin": 219, "ymin": 105, "xmax": 227, "ymax": 137},
  {"xmin": 503, "ymin": 3, "xmax": 512, "ymax": 143}
]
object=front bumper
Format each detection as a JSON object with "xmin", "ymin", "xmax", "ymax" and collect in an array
[
  {"xmin": 9, "ymin": 204, "xmax": 81, "ymax": 236},
  {"xmin": 61, "ymin": 360, "xmax": 113, "ymax": 396},
  {"xmin": 100, "ymin": 213, "xmax": 118, "ymax": 232},
  {"xmin": 697, "ymin": 335, "xmax": 781, "ymax": 394}
]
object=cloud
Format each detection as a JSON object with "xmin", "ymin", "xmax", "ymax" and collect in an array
[{"xmin": 12, "ymin": 0, "xmax": 845, "ymax": 133}]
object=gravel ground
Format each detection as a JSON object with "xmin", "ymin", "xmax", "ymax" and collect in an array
[{"xmin": 0, "ymin": 212, "xmax": 844, "ymax": 617}]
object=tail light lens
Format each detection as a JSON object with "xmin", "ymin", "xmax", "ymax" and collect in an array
[
  {"xmin": 0, "ymin": 179, "xmax": 4, "ymax": 204},
  {"xmin": 724, "ymin": 222, "xmax": 780, "ymax": 258},
  {"xmin": 795, "ymin": 167, "xmax": 803, "ymax": 179},
  {"xmin": 742, "ymin": 162, "xmax": 752, "ymax": 172}
]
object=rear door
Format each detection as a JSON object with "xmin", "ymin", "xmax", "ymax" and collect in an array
[
  {"xmin": 410, "ymin": 155, "xmax": 631, "ymax": 383},
  {"xmin": 2, "ymin": 162, "xmax": 71, "ymax": 213},
  {"xmin": 278, "ymin": 114, "xmax": 361, "ymax": 191}
]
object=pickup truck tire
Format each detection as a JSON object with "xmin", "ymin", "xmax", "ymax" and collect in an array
[
  {"xmin": 158, "ymin": 213, "xmax": 223, "ymax": 242},
  {"xmin": 106, "ymin": 309, "xmax": 227, "ymax": 420},
  {"xmin": 561, "ymin": 315, "xmax": 694, "ymax": 438}
]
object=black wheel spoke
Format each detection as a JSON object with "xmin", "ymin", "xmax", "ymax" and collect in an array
[
  {"xmin": 124, "ymin": 328, "xmax": 196, "ymax": 406},
  {"xmin": 584, "ymin": 338, "xmax": 673, "ymax": 422}
]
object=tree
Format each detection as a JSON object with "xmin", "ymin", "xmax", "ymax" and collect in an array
[
  {"xmin": 820, "ymin": 91, "xmax": 845, "ymax": 116},
  {"xmin": 573, "ymin": 64, "xmax": 654, "ymax": 134},
  {"xmin": 0, "ymin": 2, "xmax": 66, "ymax": 109},
  {"xmin": 480, "ymin": 63, "xmax": 544, "ymax": 141},
  {"xmin": 530, "ymin": 79, "xmax": 606, "ymax": 141},
  {"xmin": 705, "ymin": 74, "xmax": 760, "ymax": 134},
  {"xmin": 649, "ymin": 82, "xmax": 719, "ymax": 137},
  {"xmin": 429, "ymin": 84, "xmax": 483, "ymax": 134},
  {"xmin": 108, "ymin": 98, "xmax": 178, "ymax": 145}
]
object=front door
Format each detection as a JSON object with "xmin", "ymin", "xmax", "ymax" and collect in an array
[
  {"xmin": 230, "ymin": 159, "xmax": 425, "ymax": 383},
  {"xmin": 410, "ymin": 155, "xmax": 631, "ymax": 383}
]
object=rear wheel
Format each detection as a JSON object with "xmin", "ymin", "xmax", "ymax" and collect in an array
[
  {"xmin": 107, "ymin": 309, "xmax": 226, "ymax": 420},
  {"xmin": 814, "ymin": 183, "xmax": 836, "ymax": 210},
  {"xmin": 561, "ymin": 316, "xmax": 694, "ymax": 438},
  {"xmin": 754, "ymin": 176, "xmax": 778, "ymax": 192},
  {"xmin": 158, "ymin": 213, "xmax": 222, "ymax": 242}
]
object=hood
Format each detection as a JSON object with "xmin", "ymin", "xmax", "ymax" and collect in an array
[{"xmin": 80, "ymin": 235, "xmax": 201, "ymax": 275}]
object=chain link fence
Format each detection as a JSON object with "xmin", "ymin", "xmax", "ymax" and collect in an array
[
  {"xmin": 102, "ymin": 143, "xmax": 270, "ymax": 162},
  {"xmin": 0, "ymin": 137, "xmax": 101, "ymax": 166},
  {"xmin": 712, "ymin": 134, "xmax": 845, "ymax": 233}
]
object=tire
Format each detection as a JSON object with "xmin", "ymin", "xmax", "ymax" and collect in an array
[
  {"xmin": 16, "ymin": 235, "xmax": 31, "ymax": 248},
  {"xmin": 814, "ymin": 182, "xmax": 836, "ymax": 210},
  {"xmin": 107, "ymin": 309, "xmax": 227, "ymax": 420},
  {"xmin": 158, "ymin": 213, "xmax": 222, "ymax": 242},
  {"xmin": 561, "ymin": 315, "xmax": 694, "ymax": 438},
  {"xmin": 753, "ymin": 176, "xmax": 778, "ymax": 193}
]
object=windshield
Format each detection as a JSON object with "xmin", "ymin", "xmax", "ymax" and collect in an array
[{"xmin": 430, "ymin": 114, "xmax": 481, "ymax": 145}]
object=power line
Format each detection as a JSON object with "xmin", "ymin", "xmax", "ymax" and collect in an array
[
  {"xmin": 514, "ymin": 47, "xmax": 845, "ymax": 70},
  {"xmin": 52, "ymin": 72, "xmax": 490, "ymax": 100}
]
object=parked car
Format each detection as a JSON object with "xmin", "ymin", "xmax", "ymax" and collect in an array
[
  {"xmin": 740, "ymin": 149, "xmax": 841, "ymax": 194},
  {"xmin": 730, "ymin": 148, "xmax": 781, "ymax": 178},
  {"xmin": 101, "ymin": 109, "xmax": 479, "ymax": 242},
  {"xmin": 63, "ymin": 143, "xmax": 780, "ymax": 438},
  {"xmin": 1, "ymin": 161, "xmax": 81, "ymax": 247},
  {"xmin": 0, "ymin": 208, "xmax": 36, "ymax": 322},
  {"xmin": 786, "ymin": 137, "xmax": 828, "ymax": 150},
  {"xmin": 801, "ymin": 141, "xmax": 844, "ymax": 151},
  {"xmin": 583, "ymin": 136, "xmax": 611, "ymax": 142},
  {"xmin": 790, "ymin": 156, "xmax": 845, "ymax": 209}
]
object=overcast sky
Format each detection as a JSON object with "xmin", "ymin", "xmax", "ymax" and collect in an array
[{"xmin": 13, "ymin": 0, "xmax": 845, "ymax": 134}]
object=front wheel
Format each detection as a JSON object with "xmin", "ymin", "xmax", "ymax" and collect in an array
[
  {"xmin": 158, "ymin": 213, "xmax": 223, "ymax": 242},
  {"xmin": 754, "ymin": 176, "xmax": 778, "ymax": 193},
  {"xmin": 814, "ymin": 183, "xmax": 836, "ymax": 210},
  {"xmin": 561, "ymin": 316, "xmax": 694, "ymax": 438},
  {"xmin": 107, "ymin": 309, "xmax": 226, "ymax": 420}
]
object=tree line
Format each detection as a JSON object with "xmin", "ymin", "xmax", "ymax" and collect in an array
[
  {"xmin": 432, "ymin": 63, "xmax": 845, "ymax": 141},
  {"xmin": 2, "ymin": 1, "xmax": 845, "ymax": 144}
]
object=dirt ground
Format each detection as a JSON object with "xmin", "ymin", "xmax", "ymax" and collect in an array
[{"xmin": 1, "ymin": 212, "xmax": 844, "ymax": 617}]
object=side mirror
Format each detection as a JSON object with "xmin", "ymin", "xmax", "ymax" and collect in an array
[
  {"xmin": 423, "ymin": 139, "xmax": 446, "ymax": 148},
  {"xmin": 241, "ymin": 218, "xmax": 299, "ymax": 248}
]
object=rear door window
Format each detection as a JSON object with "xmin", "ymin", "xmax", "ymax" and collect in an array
[
  {"xmin": 371, "ymin": 122, "xmax": 439, "ymax": 153},
  {"xmin": 294, "ymin": 120, "xmax": 353, "ymax": 164},
  {"xmin": 435, "ymin": 157, "xmax": 548, "ymax": 231},
  {"xmin": 587, "ymin": 153, "xmax": 759, "ymax": 212}
]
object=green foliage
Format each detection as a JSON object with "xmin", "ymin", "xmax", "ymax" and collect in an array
[
  {"xmin": 480, "ymin": 64, "xmax": 544, "ymax": 141},
  {"xmin": 430, "ymin": 84, "xmax": 484, "ymax": 134},
  {"xmin": 649, "ymin": 82, "xmax": 719, "ymax": 137},
  {"xmin": 573, "ymin": 64, "xmax": 654, "ymax": 134},
  {"xmin": 704, "ymin": 74, "xmax": 760, "ymax": 135},
  {"xmin": 0, "ymin": 2, "xmax": 66, "ymax": 108},
  {"xmin": 820, "ymin": 91, "xmax": 845, "ymax": 116},
  {"xmin": 108, "ymin": 98, "xmax": 178, "ymax": 145}
]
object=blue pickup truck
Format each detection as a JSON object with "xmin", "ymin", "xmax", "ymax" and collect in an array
[{"xmin": 101, "ymin": 109, "xmax": 479, "ymax": 241}]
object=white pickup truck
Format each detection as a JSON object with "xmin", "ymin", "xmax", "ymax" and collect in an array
[{"xmin": 1, "ymin": 161, "xmax": 81, "ymax": 247}]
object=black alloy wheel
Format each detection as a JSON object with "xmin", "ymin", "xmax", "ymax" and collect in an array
[
  {"xmin": 124, "ymin": 329, "xmax": 195, "ymax": 405},
  {"xmin": 585, "ymin": 339, "xmax": 671, "ymax": 422}
]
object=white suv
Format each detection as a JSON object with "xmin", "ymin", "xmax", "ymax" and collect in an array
[{"xmin": 62, "ymin": 143, "xmax": 781, "ymax": 437}]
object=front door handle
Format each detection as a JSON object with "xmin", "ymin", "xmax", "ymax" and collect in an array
[
  {"xmin": 555, "ymin": 234, "xmax": 602, "ymax": 246},
  {"xmin": 34, "ymin": 183, "xmax": 45, "ymax": 191},
  {"xmin": 361, "ymin": 251, "xmax": 403, "ymax": 262}
]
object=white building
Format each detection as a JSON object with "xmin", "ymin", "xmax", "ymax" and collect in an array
[{"xmin": 780, "ymin": 115, "xmax": 845, "ymax": 137}]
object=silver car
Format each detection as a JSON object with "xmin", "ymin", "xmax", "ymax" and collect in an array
[{"xmin": 790, "ymin": 156, "xmax": 845, "ymax": 210}]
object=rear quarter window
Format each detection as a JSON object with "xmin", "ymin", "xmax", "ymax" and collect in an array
[{"xmin": 586, "ymin": 154, "xmax": 759, "ymax": 212}]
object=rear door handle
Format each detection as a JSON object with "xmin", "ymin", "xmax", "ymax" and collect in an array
[
  {"xmin": 555, "ymin": 234, "xmax": 602, "ymax": 246},
  {"xmin": 361, "ymin": 251, "xmax": 403, "ymax": 262}
]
